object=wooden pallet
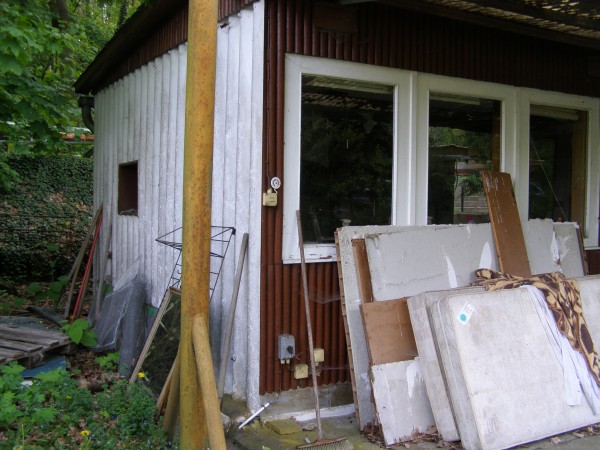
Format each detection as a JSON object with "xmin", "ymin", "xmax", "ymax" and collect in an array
[{"xmin": 0, "ymin": 324, "xmax": 75, "ymax": 368}]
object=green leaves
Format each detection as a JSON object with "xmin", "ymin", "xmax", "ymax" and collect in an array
[
  {"xmin": 61, "ymin": 318, "xmax": 97, "ymax": 347},
  {"xmin": 0, "ymin": 0, "xmax": 124, "ymax": 162},
  {"xmin": 0, "ymin": 359, "xmax": 174, "ymax": 448}
]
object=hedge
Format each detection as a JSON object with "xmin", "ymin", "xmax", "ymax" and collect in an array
[{"xmin": 0, "ymin": 155, "xmax": 93, "ymax": 281}]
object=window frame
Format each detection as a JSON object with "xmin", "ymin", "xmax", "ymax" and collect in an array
[
  {"xmin": 282, "ymin": 54, "xmax": 600, "ymax": 263},
  {"xmin": 118, "ymin": 160, "xmax": 139, "ymax": 216},
  {"xmin": 517, "ymin": 88, "xmax": 600, "ymax": 247},
  {"xmin": 282, "ymin": 55, "xmax": 414, "ymax": 263}
]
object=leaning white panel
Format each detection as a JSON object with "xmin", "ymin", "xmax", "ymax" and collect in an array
[
  {"xmin": 430, "ymin": 288, "xmax": 600, "ymax": 450},
  {"xmin": 365, "ymin": 223, "xmax": 499, "ymax": 301},
  {"xmin": 370, "ymin": 359, "xmax": 435, "ymax": 445},
  {"xmin": 554, "ymin": 223, "xmax": 585, "ymax": 278},
  {"xmin": 407, "ymin": 287, "xmax": 484, "ymax": 442},
  {"xmin": 523, "ymin": 219, "xmax": 560, "ymax": 275}
]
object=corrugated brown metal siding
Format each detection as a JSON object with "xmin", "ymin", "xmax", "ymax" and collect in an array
[
  {"xmin": 260, "ymin": 0, "xmax": 600, "ymax": 395},
  {"xmin": 586, "ymin": 249, "xmax": 600, "ymax": 275}
]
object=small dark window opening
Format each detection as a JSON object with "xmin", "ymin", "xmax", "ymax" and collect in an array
[{"xmin": 118, "ymin": 161, "xmax": 138, "ymax": 216}]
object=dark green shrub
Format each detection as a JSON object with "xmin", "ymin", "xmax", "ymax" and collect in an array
[{"xmin": 0, "ymin": 155, "xmax": 93, "ymax": 281}]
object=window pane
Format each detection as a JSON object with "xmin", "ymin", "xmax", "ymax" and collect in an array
[
  {"xmin": 529, "ymin": 106, "xmax": 587, "ymax": 226},
  {"xmin": 300, "ymin": 75, "xmax": 394, "ymax": 243},
  {"xmin": 428, "ymin": 95, "xmax": 501, "ymax": 225}
]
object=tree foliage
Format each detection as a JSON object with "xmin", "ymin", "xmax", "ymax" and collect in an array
[{"xmin": 0, "ymin": 0, "xmax": 141, "ymax": 189}]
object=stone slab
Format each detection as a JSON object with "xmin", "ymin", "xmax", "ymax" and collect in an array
[
  {"xmin": 429, "ymin": 288, "xmax": 600, "ymax": 450},
  {"xmin": 266, "ymin": 419, "xmax": 302, "ymax": 435},
  {"xmin": 370, "ymin": 359, "xmax": 435, "ymax": 445}
]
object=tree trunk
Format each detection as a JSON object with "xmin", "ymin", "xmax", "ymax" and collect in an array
[{"xmin": 49, "ymin": 0, "xmax": 70, "ymax": 28}]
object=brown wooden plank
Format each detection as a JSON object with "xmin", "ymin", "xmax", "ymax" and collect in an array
[
  {"xmin": 352, "ymin": 239, "xmax": 374, "ymax": 303},
  {"xmin": 481, "ymin": 171, "xmax": 531, "ymax": 277},
  {"xmin": 0, "ymin": 330, "xmax": 64, "ymax": 346},
  {"xmin": 360, "ymin": 298, "xmax": 417, "ymax": 366},
  {"xmin": 0, "ymin": 325, "xmax": 69, "ymax": 341},
  {"xmin": 0, "ymin": 347, "xmax": 23, "ymax": 358}
]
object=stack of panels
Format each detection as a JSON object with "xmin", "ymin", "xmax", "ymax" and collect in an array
[{"xmin": 425, "ymin": 277, "xmax": 600, "ymax": 450}]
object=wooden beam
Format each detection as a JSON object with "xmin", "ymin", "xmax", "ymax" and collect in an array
[
  {"xmin": 179, "ymin": 0, "xmax": 218, "ymax": 447},
  {"xmin": 192, "ymin": 315, "xmax": 227, "ymax": 449}
]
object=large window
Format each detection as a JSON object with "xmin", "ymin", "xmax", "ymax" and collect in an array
[
  {"xmin": 299, "ymin": 75, "xmax": 394, "ymax": 243},
  {"xmin": 283, "ymin": 55, "xmax": 600, "ymax": 263},
  {"xmin": 428, "ymin": 95, "xmax": 501, "ymax": 225},
  {"xmin": 528, "ymin": 106, "xmax": 587, "ymax": 228}
]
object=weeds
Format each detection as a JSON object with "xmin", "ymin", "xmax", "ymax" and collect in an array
[
  {"xmin": 0, "ymin": 360, "xmax": 177, "ymax": 448},
  {"xmin": 61, "ymin": 318, "xmax": 97, "ymax": 347}
]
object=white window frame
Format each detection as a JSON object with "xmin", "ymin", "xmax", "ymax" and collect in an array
[
  {"xmin": 517, "ymin": 88, "xmax": 600, "ymax": 248},
  {"xmin": 415, "ymin": 73, "xmax": 517, "ymax": 225},
  {"xmin": 282, "ymin": 54, "xmax": 600, "ymax": 263},
  {"xmin": 282, "ymin": 54, "xmax": 414, "ymax": 263}
]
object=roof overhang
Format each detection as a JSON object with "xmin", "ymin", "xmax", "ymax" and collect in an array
[
  {"xmin": 76, "ymin": 0, "xmax": 600, "ymax": 95},
  {"xmin": 376, "ymin": 0, "xmax": 600, "ymax": 50},
  {"xmin": 74, "ymin": 0, "xmax": 188, "ymax": 94}
]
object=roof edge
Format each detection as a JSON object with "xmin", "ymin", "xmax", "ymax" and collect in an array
[{"xmin": 75, "ymin": 0, "xmax": 188, "ymax": 95}]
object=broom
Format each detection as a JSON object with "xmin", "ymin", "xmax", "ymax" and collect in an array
[{"xmin": 296, "ymin": 211, "xmax": 354, "ymax": 450}]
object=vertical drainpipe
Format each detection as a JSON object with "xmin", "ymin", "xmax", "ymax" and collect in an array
[{"xmin": 179, "ymin": 0, "xmax": 218, "ymax": 447}]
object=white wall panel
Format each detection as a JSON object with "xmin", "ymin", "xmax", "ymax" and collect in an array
[
  {"xmin": 93, "ymin": 0, "xmax": 264, "ymax": 404},
  {"xmin": 94, "ymin": 47, "xmax": 188, "ymax": 307},
  {"xmin": 213, "ymin": 2, "xmax": 265, "ymax": 407}
]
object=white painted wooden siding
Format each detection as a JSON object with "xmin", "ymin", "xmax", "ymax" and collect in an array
[
  {"xmin": 94, "ymin": 45, "xmax": 187, "ymax": 308},
  {"xmin": 212, "ymin": 2, "xmax": 264, "ymax": 407},
  {"xmin": 93, "ymin": 1, "xmax": 264, "ymax": 406}
]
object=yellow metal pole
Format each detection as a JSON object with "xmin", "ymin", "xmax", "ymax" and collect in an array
[{"xmin": 180, "ymin": 0, "xmax": 218, "ymax": 447}]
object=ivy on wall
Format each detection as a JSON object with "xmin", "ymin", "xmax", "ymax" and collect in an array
[{"xmin": 0, "ymin": 156, "xmax": 93, "ymax": 281}]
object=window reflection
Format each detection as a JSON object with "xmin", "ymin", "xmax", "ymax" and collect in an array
[
  {"xmin": 428, "ymin": 94, "xmax": 501, "ymax": 225},
  {"xmin": 299, "ymin": 75, "xmax": 394, "ymax": 243},
  {"xmin": 529, "ymin": 106, "xmax": 587, "ymax": 227}
]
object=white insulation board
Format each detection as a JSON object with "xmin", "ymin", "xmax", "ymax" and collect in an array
[
  {"xmin": 429, "ymin": 283, "xmax": 600, "ymax": 450},
  {"xmin": 336, "ymin": 222, "xmax": 584, "ymax": 431},
  {"xmin": 370, "ymin": 359, "xmax": 435, "ymax": 445},
  {"xmin": 365, "ymin": 223, "xmax": 499, "ymax": 301},
  {"xmin": 407, "ymin": 287, "xmax": 484, "ymax": 441}
]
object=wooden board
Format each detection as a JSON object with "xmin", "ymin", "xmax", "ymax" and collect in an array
[
  {"xmin": 352, "ymin": 239, "xmax": 374, "ymax": 303},
  {"xmin": 0, "ymin": 323, "xmax": 73, "ymax": 368},
  {"xmin": 481, "ymin": 171, "xmax": 531, "ymax": 277},
  {"xmin": 360, "ymin": 298, "xmax": 416, "ymax": 365},
  {"xmin": 334, "ymin": 231, "xmax": 364, "ymax": 427}
]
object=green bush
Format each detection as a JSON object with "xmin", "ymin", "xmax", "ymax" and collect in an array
[{"xmin": 0, "ymin": 155, "xmax": 93, "ymax": 281}]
